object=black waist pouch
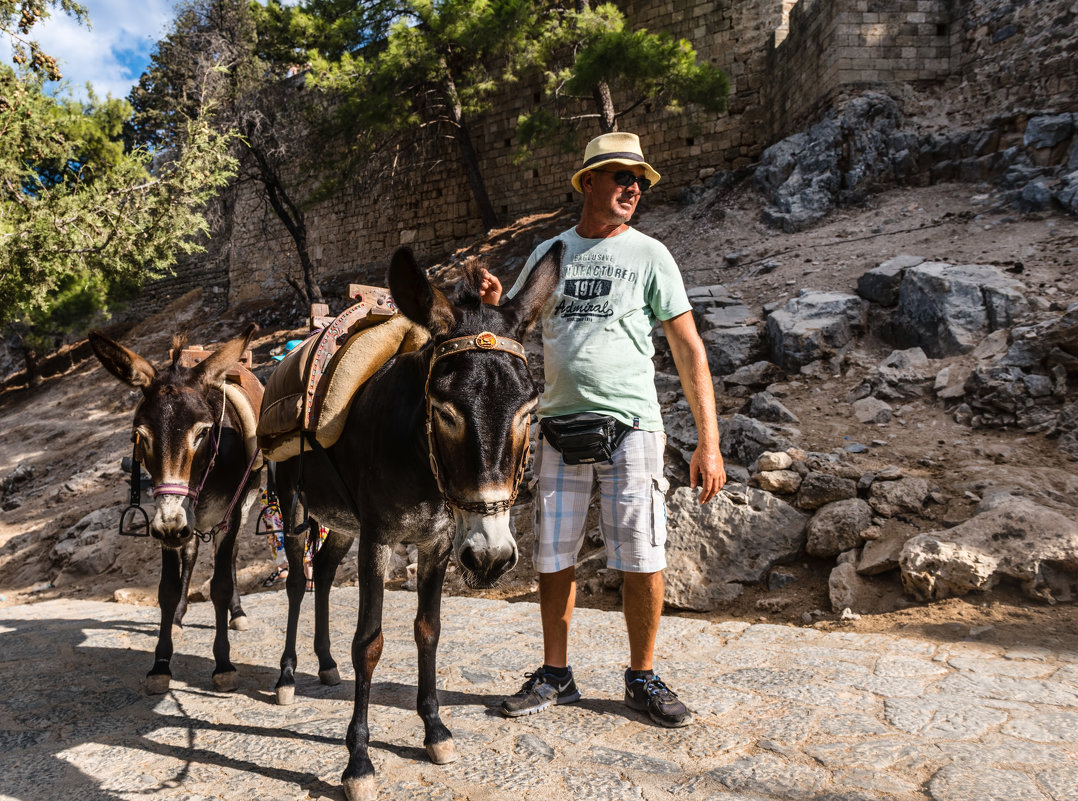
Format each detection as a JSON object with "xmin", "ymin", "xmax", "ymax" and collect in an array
[{"xmin": 539, "ymin": 413, "xmax": 631, "ymax": 465}]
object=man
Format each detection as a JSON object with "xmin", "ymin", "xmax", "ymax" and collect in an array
[{"xmin": 479, "ymin": 131, "xmax": 725, "ymax": 728}]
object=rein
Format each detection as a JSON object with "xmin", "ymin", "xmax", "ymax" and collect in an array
[{"xmin": 425, "ymin": 331, "xmax": 530, "ymax": 516}]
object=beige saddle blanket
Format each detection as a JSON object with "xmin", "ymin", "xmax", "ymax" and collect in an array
[{"xmin": 257, "ymin": 286, "xmax": 429, "ymax": 462}]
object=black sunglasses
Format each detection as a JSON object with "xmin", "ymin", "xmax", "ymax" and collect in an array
[{"xmin": 594, "ymin": 169, "xmax": 652, "ymax": 193}]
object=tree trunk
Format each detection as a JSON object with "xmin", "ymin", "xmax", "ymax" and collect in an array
[
  {"xmin": 577, "ymin": 0, "xmax": 617, "ymax": 133},
  {"xmin": 20, "ymin": 345, "xmax": 40, "ymax": 390},
  {"xmin": 593, "ymin": 81, "xmax": 617, "ymax": 133},
  {"xmin": 442, "ymin": 64, "xmax": 500, "ymax": 232},
  {"xmin": 243, "ymin": 135, "xmax": 324, "ymax": 305}
]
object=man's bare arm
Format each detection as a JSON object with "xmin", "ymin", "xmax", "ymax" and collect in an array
[{"xmin": 661, "ymin": 311, "xmax": 725, "ymax": 503}]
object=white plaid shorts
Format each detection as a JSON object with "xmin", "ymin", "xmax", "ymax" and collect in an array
[{"xmin": 531, "ymin": 429, "xmax": 669, "ymax": 574}]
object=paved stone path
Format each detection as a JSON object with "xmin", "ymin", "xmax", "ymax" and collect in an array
[{"xmin": 1, "ymin": 588, "xmax": 1076, "ymax": 801}]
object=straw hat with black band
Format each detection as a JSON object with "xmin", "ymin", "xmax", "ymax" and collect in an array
[{"xmin": 570, "ymin": 132, "xmax": 661, "ymax": 193}]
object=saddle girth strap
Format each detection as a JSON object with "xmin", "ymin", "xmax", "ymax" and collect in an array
[{"xmin": 302, "ymin": 431, "xmax": 364, "ymax": 526}]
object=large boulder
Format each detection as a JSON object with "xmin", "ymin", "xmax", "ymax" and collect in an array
[
  {"xmin": 797, "ymin": 471, "xmax": 858, "ymax": 511},
  {"xmin": 891, "ymin": 262, "xmax": 1029, "ymax": 357},
  {"xmin": 719, "ymin": 414, "xmax": 796, "ymax": 467},
  {"xmin": 806, "ymin": 498, "xmax": 874, "ymax": 557},
  {"xmin": 766, "ymin": 290, "xmax": 867, "ymax": 371},
  {"xmin": 868, "ymin": 476, "xmax": 932, "ymax": 518},
  {"xmin": 1023, "ymin": 113, "xmax": 1075, "ymax": 156},
  {"xmin": 747, "ymin": 391, "xmax": 799, "ymax": 424},
  {"xmin": 703, "ymin": 325, "xmax": 766, "ymax": 377},
  {"xmin": 664, "ymin": 484, "xmax": 809, "ymax": 611},
  {"xmin": 756, "ymin": 93, "xmax": 905, "ymax": 231},
  {"xmin": 1059, "ymin": 170, "xmax": 1078, "ymax": 215},
  {"xmin": 899, "ymin": 495, "xmax": 1078, "ymax": 602},
  {"xmin": 857, "ymin": 255, "xmax": 924, "ymax": 307}
]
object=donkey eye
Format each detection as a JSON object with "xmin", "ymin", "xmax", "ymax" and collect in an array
[
  {"xmin": 431, "ymin": 403, "xmax": 461, "ymax": 431},
  {"xmin": 191, "ymin": 424, "xmax": 213, "ymax": 448},
  {"xmin": 515, "ymin": 401, "xmax": 538, "ymax": 430},
  {"xmin": 135, "ymin": 426, "xmax": 153, "ymax": 456}
]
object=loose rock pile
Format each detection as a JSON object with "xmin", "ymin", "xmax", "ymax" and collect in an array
[{"xmin": 653, "ymin": 245, "xmax": 1078, "ymax": 616}]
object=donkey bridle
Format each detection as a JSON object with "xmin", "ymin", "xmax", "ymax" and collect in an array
[
  {"xmin": 425, "ymin": 331, "xmax": 530, "ymax": 515},
  {"xmin": 129, "ymin": 383, "xmax": 257, "ymax": 543}
]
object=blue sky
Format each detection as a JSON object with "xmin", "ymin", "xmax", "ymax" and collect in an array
[{"xmin": 32, "ymin": 0, "xmax": 178, "ymax": 102}]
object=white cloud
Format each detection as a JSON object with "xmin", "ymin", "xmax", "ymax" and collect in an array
[{"xmin": 32, "ymin": 0, "xmax": 176, "ymax": 101}]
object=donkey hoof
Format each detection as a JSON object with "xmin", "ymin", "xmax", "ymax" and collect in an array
[
  {"xmin": 426, "ymin": 739, "xmax": 458, "ymax": 765},
  {"xmin": 212, "ymin": 670, "xmax": 239, "ymax": 692},
  {"xmin": 229, "ymin": 614, "xmax": 249, "ymax": 631},
  {"xmin": 144, "ymin": 673, "xmax": 171, "ymax": 695},
  {"xmin": 318, "ymin": 667, "xmax": 341, "ymax": 686},
  {"xmin": 342, "ymin": 775, "xmax": 377, "ymax": 801},
  {"xmin": 275, "ymin": 684, "xmax": 296, "ymax": 706}
]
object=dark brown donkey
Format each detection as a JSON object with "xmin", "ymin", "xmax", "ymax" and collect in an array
[
  {"xmin": 89, "ymin": 325, "xmax": 263, "ymax": 694},
  {"xmin": 270, "ymin": 245, "xmax": 560, "ymax": 801}
]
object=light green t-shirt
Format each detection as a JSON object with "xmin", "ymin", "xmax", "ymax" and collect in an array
[{"xmin": 507, "ymin": 226, "xmax": 692, "ymax": 432}]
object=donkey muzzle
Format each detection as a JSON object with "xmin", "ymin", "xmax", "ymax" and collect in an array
[
  {"xmin": 150, "ymin": 491, "xmax": 197, "ymax": 547},
  {"xmin": 452, "ymin": 508, "xmax": 518, "ymax": 588}
]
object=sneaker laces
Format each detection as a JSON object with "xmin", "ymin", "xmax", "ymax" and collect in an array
[
  {"xmin": 516, "ymin": 670, "xmax": 546, "ymax": 695},
  {"xmin": 645, "ymin": 675, "xmax": 678, "ymax": 702}
]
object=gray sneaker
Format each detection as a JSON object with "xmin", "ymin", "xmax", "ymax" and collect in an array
[
  {"xmin": 501, "ymin": 667, "xmax": 581, "ymax": 717},
  {"xmin": 624, "ymin": 670, "xmax": 692, "ymax": 728}
]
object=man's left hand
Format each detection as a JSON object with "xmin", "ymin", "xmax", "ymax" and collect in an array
[{"xmin": 689, "ymin": 444, "xmax": 725, "ymax": 504}]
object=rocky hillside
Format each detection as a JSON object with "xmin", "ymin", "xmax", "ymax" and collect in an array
[{"xmin": 1, "ymin": 112, "xmax": 1077, "ymax": 649}]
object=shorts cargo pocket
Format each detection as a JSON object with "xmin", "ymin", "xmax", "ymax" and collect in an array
[{"xmin": 651, "ymin": 475, "xmax": 670, "ymax": 547}]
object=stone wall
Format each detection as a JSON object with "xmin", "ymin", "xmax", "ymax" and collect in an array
[
  {"xmin": 946, "ymin": 0, "xmax": 1078, "ymax": 124},
  {"xmin": 767, "ymin": 0, "xmax": 959, "ymax": 138},
  {"xmin": 138, "ymin": 0, "xmax": 1077, "ymax": 311},
  {"xmin": 226, "ymin": 0, "xmax": 785, "ymax": 305}
]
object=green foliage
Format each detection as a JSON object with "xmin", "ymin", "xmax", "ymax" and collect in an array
[
  {"xmin": 310, "ymin": 0, "xmax": 536, "ymax": 133},
  {"xmin": 308, "ymin": 0, "xmax": 540, "ymax": 228},
  {"xmin": 0, "ymin": 65, "xmax": 238, "ymax": 341},
  {"xmin": 0, "ymin": 0, "xmax": 87, "ymax": 80},
  {"xmin": 516, "ymin": 2, "xmax": 729, "ymax": 158},
  {"xmin": 253, "ymin": 0, "xmax": 405, "ymax": 66},
  {"xmin": 565, "ymin": 26, "xmax": 729, "ymax": 110},
  {"xmin": 127, "ymin": 0, "xmax": 261, "ymax": 149}
]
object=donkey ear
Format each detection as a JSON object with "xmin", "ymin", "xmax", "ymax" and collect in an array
[
  {"xmin": 388, "ymin": 247, "xmax": 455, "ymax": 336},
  {"xmin": 192, "ymin": 323, "xmax": 258, "ymax": 387},
  {"xmin": 501, "ymin": 240, "xmax": 563, "ymax": 337},
  {"xmin": 89, "ymin": 331, "xmax": 156, "ymax": 389}
]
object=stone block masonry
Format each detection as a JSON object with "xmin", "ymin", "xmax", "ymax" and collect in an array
[{"xmin": 137, "ymin": 1, "xmax": 1078, "ymax": 313}]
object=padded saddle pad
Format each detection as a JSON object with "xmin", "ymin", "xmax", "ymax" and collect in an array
[{"xmin": 258, "ymin": 291, "xmax": 428, "ymax": 462}]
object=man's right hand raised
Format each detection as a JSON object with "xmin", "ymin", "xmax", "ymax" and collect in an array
[{"xmin": 479, "ymin": 269, "xmax": 502, "ymax": 305}]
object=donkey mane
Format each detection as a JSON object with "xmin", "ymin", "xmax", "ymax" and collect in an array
[
  {"xmin": 453, "ymin": 264, "xmax": 483, "ymax": 311},
  {"xmin": 170, "ymin": 333, "xmax": 189, "ymax": 366}
]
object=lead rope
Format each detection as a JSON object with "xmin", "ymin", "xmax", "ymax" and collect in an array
[{"xmin": 203, "ymin": 444, "xmax": 263, "ymax": 541}]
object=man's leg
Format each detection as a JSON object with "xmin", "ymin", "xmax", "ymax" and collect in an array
[
  {"xmin": 540, "ymin": 566, "xmax": 576, "ymax": 668},
  {"xmin": 600, "ymin": 431, "xmax": 692, "ymax": 727},
  {"xmin": 622, "ymin": 569, "xmax": 663, "ymax": 672},
  {"xmin": 501, "ymin": 566, "xmax": 582, "ymax": 718},
  {"xmin": 501, "ymin": 440, "xmax": 587, "ymax": 717}
]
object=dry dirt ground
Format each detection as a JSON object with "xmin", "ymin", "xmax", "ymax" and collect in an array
[{"xmin": 2, "ymin": 180, "xmax": 1077, "ymax": 655}]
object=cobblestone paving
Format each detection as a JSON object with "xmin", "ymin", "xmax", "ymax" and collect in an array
[{"xmin": 1, "ymin": 589, "xmax": 1076, "ymax": 800}]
